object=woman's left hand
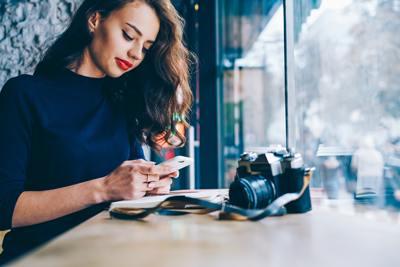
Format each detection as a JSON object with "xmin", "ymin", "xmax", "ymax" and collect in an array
[{"xmin": 145, "ymin": 170, "xmax": 179, "ymax": 195}]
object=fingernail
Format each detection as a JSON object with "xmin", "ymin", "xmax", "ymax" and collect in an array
[
  {"xmin": 170, "ymin": 168, "xmax": 177, "ymax": 172},
  {"xmin": 144, "ymin": 161, "xmax": 155, "ymax": 165},
  {"xmin": 148, "ymin": 182, "xmax": 156, "ymax": 188}
]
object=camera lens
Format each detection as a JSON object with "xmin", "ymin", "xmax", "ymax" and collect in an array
[{"xmin": 229, "ymin": 174, "xmax": 276, "ymax": 209}]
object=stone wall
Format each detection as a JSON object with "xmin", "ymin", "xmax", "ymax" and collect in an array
[{"xmin": 0, "ymin": 0, "xmax": 80, "ymax": 89}]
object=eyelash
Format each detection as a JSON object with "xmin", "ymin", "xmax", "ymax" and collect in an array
[
  {"xmin": 122, "ymin": 30, "xmax": 133, "ymax": 41},
  {"xmin": 122, "ymin": 30, "xmax": 149, "ymax": 53}
]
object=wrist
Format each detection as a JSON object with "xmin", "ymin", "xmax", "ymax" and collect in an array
[{"xmin": 91, "ymin": 177, "xmax": 109, "ymax": 204}]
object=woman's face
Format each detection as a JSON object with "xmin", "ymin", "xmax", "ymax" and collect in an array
[{"xmin": 87, "ymin": 1, "xmax": 160, "ymax": 78}]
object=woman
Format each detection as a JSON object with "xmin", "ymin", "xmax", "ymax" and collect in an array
[{"xmin": 0, "ymin": 0, "xmax": 193, "ymax": 264}]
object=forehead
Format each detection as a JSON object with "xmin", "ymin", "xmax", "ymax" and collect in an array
[{"xmin": 110, "ymin": 1, "xmax": 160, "ymax": 40}]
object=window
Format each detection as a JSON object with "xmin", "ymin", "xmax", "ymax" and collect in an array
[
  {"xmin": 294, "ymin": 0, "xmax": 400, "ymax": 219},
  {"xmin": 217, "ymin": 0, "xmax": 400, "ymax": 221},
  {"xmin": 218, "ymin": 0, "xmax": 285, "ymax": 188}
]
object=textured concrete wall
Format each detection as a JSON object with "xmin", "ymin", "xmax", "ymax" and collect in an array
[{"xmin": 0, "ymin": 0, "xmax": 80, "ymax": 89}]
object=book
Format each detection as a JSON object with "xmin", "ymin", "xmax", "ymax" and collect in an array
[{"xmin": 109, "ymin": 189, "xmax": 229, "ymax": 209}]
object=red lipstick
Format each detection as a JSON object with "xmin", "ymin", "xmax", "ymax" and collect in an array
[{"xmin": 115, "ymin": 58, "xmax": 132, "ymax": 70}]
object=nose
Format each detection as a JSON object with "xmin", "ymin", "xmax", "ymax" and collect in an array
[{"xmin": 128, "ymin": 42, "xmax": 143, "ymax": 61}]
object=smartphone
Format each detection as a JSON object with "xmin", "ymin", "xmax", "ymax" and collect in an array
[{"xmin": 157, "ymin": 156, "xmax": 194, "ymax": 175}]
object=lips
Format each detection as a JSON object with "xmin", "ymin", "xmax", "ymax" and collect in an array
[{"xmin": 115, "ymin": 58, "xmax": 132, "ymax": 70}]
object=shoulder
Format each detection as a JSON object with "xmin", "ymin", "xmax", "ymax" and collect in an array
[
  {"xmin": 0, "ymin": 75, "xmax": 46, "ymax": 120},
  {"xmin": 3, "ymin": 74, "xmax": 48, "ymax": 87},
  {"xmin": 1, "ymin": 74, "xmax": 49, "ymax": 95},
  {"xmin": 0, "ymin": 74, "xmax": 62, "ymax": 111},
  {"xmin": 1, "ymin": 73, "xmax": 64, "ymax": 100},
  {"xmin": 1, "ymin": 75, "xmax": 34, "ymax": 101}
]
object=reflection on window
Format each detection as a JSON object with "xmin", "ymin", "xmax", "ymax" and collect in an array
[
  {"xmin": 295, "ymin": 0, "xmax": 400, "ymax": 222},
  {"xmin": 220, "ymin": 2, "xmax": 285, "ymax": 188}
]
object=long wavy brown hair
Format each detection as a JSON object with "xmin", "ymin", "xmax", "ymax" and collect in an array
[{"xmin": 35, "ymin": 0, "xmax": 194, "ymax": 153}]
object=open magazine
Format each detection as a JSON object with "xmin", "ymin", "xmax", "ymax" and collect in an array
[{"xmin": 110, "ymin": 189, "xmax": 229, "ymax": 209}]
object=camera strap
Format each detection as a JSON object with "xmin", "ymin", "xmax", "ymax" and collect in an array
[{"xmin": 109, "ymin": 171, "xmax": 312, "ymax": 221}]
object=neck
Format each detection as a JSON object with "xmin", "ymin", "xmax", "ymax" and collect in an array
[{"xmin": 68, "ymin": 48, "xmax": 107, "ymax": 78}]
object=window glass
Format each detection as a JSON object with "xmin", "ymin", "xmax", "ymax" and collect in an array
[
  {"xmin": 219, "ymin": 1, "xmax": 285, "ymax": 188},
  {"xmin": 294, "ymin": 0, "xmax": 400, "ymax": 221}
]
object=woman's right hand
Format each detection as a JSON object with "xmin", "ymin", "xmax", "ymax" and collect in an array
[
  {"xmin": 11, "ymin": 159, "xmax": 175, "ymax": 228},
  {"xmin": 98, "ymin": 159, "xmax": 177, "ymax": 202}
]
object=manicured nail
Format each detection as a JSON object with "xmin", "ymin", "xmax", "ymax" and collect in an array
[
  {"xmin": 170, "ymin": 168, "xmax": 177, "ymax": 172},
  {"xmin": 148, "ymin": 182, "xmax": 156, "ymax": 188},
  {"xmin": 144, "ymin": 161, "xmax": 155, "ymax": 165}
]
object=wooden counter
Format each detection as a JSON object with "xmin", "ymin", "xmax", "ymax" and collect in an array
[{"xmin": 5, "ymin": 208, "xmax": 400, "ymax": 267}]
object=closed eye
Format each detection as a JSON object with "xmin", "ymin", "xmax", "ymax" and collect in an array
[
  {"xmin": 123, "ymin": 29, "xmax": 150, "ymax": 53},
  {"xmin": 122, "ymin": 30, "xmax": 133, "ymax": 41}
]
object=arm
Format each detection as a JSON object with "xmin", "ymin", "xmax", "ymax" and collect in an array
[
  {"xmin": 12, "ymin": 178, "xmax": 104, "ymax": 228},
  {"xmin": 12, "ymin": 160, "xmax": 176, "ymax": 228},
  {"xmin": 0, "ymin": 78, "xmax": 175, "ymax": 229}
]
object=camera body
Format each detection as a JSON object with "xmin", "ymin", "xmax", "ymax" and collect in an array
[{"xmin": 229, "ymin": 146, "xmax": 312, "ymax": 214}]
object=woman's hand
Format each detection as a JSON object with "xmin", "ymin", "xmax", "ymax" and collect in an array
[
  {"xmin": 98, "ymin": 159, "xmax": 177, "ymax": 202},
  {"xmin": 11, "ymin": 159, "xmax": 177, "ymax": 228},
  {"xmin": 145, "ymin": 170, "xmax": 179, "ymax": 195}
]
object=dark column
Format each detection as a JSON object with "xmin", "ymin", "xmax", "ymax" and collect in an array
[{"xmin": 198, "ymin": 0, "xmax": 219, "ymax": 189}]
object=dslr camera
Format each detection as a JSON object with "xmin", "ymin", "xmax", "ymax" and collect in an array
[{"xmin": 229, "ymin": 146, "xmax": 313, "ymax": 214}]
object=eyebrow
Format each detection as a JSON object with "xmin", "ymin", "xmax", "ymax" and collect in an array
[{"xmin": 126, "ymin": 23, "xmax": 155, "ymax": 44}]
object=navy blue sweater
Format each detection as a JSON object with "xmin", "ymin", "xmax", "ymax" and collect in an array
[{"xmin": 0, "ymin": 68, "xmax": 144, "ymax": 263}]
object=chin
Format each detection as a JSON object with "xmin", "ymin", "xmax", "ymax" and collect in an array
[
  {"xmin": 105, "ymin": 67, "xmax": 126, "ymax": 78},
  {"xmin": 107, "ymin": 72, "xmax": 122, "ymax": 78}
]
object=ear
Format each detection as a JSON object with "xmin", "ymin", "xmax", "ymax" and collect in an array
[{"xmin": 88, "ymin": 12, "xmax": 100, "ymax": 31}]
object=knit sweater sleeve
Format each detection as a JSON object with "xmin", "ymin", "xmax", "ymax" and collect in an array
[{"xmin": 0, "ymin": 77, "xmax": 36, "ymax": 230}]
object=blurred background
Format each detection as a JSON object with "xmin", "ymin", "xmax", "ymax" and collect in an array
[{"xmin": 1, "ymin": 0, "xmax": 400, "ymax": 224}]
